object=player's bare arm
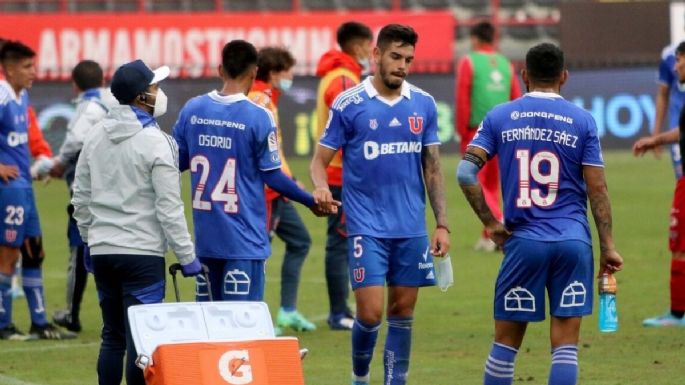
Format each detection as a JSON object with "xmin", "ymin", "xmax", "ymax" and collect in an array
[
  {"xmin": 633, "ymin": 129, "xmax": 679, "ymax": 156},
  {"xmin": 310, "ymin": 144, "xmax": 340, "ymax": 209},
  {"xmin": 652, "ymin": 84, "xmax": 669, "ymax": 137},
  {"xmin": 422, "ymin": 144, "xmax": 450, "ymax": 256},
  {"xmin": 458, "ymin": 146, "xmax": 511, "ymax": 246},
  {"xmin": 584, "ymin": 165, "xmax": 623, "ymax": 275},
  {"xmin": 650, "ymin": 84, "xmax": 670, "ymax": 158}
]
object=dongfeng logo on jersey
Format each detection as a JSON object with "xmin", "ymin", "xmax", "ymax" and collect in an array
[
  {"xmin": 510, "ymin": 110, "xmax": 574, "ymax": 124},
  {"xmin": 408, "ymin": 116, "xmax": 423, "ymax": 134},
  {"xmin": 190, "ymin": 115, "xmax": 246, "ymax": 130}
]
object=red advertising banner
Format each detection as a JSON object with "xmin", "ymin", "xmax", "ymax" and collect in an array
[{"xmin": 0, "ymin": 11, "xmax": 455, "ymax": 79}]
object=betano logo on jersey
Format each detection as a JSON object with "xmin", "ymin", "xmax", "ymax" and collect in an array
[
  {"xmin": 190, "ymin": 115, "xmax": 246, "ymax": 130},
  {"xmin": 363, "ymin": 141, "xmax": 422, "ymax": 160},
  {"xmin": 6, "ymin": 131, "xmax": 28, "ymax": 147}
]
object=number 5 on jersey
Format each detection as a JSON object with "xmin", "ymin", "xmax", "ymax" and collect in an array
[
  {"xmin": 191, "ymin": 156, "xmax": 239, "ymax": 213},
  {"xmin": 516, "ymin": 149, "xmax": 559, "ymax": 208}
]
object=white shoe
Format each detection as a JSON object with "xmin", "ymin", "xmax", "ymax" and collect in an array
[
  {"xmin": 351, "ymin": 372, "xmax": 370, "ymax": 385},
  {"xmin": 474, "ymin": 237, "xmax": 497, "ymax": 252}
]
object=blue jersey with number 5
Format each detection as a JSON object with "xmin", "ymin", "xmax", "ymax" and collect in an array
[
  {"xmin": 172, "ymin": 91, "xmax": 281, "ymax": 260},
  {"xmin": 469, "ymin": 92, "xmax": 604, "ymax": 245}
]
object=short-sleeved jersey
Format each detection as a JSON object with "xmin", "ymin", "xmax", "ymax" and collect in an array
[
  {"xmin": 470, "ymin": 92, "xmax": 604, "ymax": 245},
  {"xmin": 658, "ymin": 44, "xmax": 685, "ymax": 129},
  {"xmin": 0, "ymin": 80, "xmax": 31, "ymax": 189},
  {"xmin": 172, "ymin": 91, "xmax": 281, "ymax": 260},
  {"xmin": 319, "ymin": 77, "xmax": 441, "ymax": 238}
]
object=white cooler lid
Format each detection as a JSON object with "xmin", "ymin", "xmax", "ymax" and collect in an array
[{"xmin": 128, "ymin": 301, "xmax": 275, "ymax": 359}]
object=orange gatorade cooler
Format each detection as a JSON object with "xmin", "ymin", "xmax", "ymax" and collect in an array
[{"xmin": 128, "ymin": 301, "xmax": 305, "ymax": 385}]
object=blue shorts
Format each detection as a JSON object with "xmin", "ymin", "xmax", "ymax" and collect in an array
[
  {"xmin": 0, "ymin": 188, "xmax": 41, "ymax": 248},
  {"xmin": 196, "ymin": 257, "xmax": 265, "ymax": 301},
  {"xmin": 348, "ymin": 235, "xmax": 436, "ymax": 290},
  {"xmin": 494, "ymin": 237, "xmax": 594, "ymax": 322}
]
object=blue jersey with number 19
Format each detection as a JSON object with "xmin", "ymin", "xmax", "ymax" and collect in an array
[
  {"xmin": 172, "ymin": 91, "xmax": 281, "ymax": 260},
  {"xmin": 319, "ymin": 77, "xmax": 441, "ymax": 238},
  {"xmin": 470, "ymin": 92, "xmax": 604, "ymax": 245}
]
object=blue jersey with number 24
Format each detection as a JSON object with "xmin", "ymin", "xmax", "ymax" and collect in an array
[
  {"xmin": 470, "ymin": 92, "xmax": 604, "ymax": 245},
  {"xmin": 172, "ymin": 91, "xmax": 281, "ymax": 260}
]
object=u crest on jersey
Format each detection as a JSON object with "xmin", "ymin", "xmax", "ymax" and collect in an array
[{"xmin": 408, "ymin": 116, "xmax": 423, "ymax": 134}]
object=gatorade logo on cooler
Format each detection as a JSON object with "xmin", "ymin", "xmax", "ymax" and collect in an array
[{"xmin": 218, "ymin": 350, "xmax": 253, "ymax": 384}]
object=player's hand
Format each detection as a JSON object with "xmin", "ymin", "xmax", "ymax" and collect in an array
[
  {"xmin": 486, "ymin": 222, "xmax": 511, "ymax": 247},
  {"xmin": 309, "ymin": 204, "xmax": 329, "ymax": 217},
  {"xmin": 49, "ymin": 159, "xmax": 66, "ymax": 178},
  {"xmin": 598, "ymin": 248, "xmax": 623, "ymax": 276},
  {"xmin": 0, "ymin": 164, "xmax": 19, "ymax": 183},
  {"xmin": 181, "ymin": 258, "xmax": 203, "ymax": 277},
  {"xmin": 633, "ymin": 136, "xmax": 658, "ymax": 156},
  {"xmin": 651, "ymin": 141, "xmax": 663, "ymax": 159},
  {"xmin": 310, "ymin": 200, "xmax": 341, "ymax": 216},
  {"xmin": 313, "ymin": 186, "xmax": 333, "ymax": 205},
  {"xmin": 431, "ymin": 226, "xmax": 451, "ymax": 257}
]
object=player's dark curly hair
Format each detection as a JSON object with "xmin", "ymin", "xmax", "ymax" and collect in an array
[
  {"xmin": 221, "ymin": 40, "xmax": 258, "ymax": 79},
  {"xmin": 470, "ymin": 21, "xmax": 495, "ymax": 44},
  {"xmin": 256, "ymin": 47, "xmax": 295, "ymax": 82},
  {"xmin": 377, "ymin": 24, "xmax": 418, "ymax": 50},
  {"xmin": 525, "ymin": 43, "xmax": 564, "ymax": 84},
  {"xmin": 337, "ymin": 22, "xmax": 373, "ymax": 51},
  {"xmin": 0, "ymin": 40, "xmax": 35, "ymax": 64},
  {"xmin": 72, "ymin": 60, "xmax": 103, "ymax": 91}
]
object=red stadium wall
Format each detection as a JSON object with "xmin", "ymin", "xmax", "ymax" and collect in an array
[{"xmin": 0, "ymin": 11, "xmax": 455, "ymax": 79}]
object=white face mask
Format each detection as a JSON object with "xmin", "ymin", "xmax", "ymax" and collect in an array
[
  {"xmin": 278, "ymin": 78, "xmax": 293, "ymax": 92},
  {"xmin": 358, "ymin": 58, "xmax": 371, "ymax": 75},
  {"xmin": 145, "ymin": 88, "xmax": 168, "ymax": 118}
]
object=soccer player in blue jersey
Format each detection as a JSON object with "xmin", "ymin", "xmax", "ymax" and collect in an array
[
  {"xmin": 638, "ymin": 41, "xmax": 685, "ymax": 327},
  {"xmin": 651, "ymin": 41, "xmax": 685, "ymax": 180},
  {"xmin": 457, "ymin": 43, "xmax": 624, "ymax": 385},
  {"xmin": 634, "ymin": 41, "xmax": 685, "ymax": 327},
  {"xmin": 173, "ymin": 40, "xmax": 335, "ymax": 303},
  {"xmin": 0, "ymin": 41, "xmax": 75, "ymax": 341},
  {"xmin": 311, "ymin": 24, "xmax": 450, "ymax": 385}
]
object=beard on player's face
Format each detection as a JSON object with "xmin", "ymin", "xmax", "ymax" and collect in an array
[{"xmin": 379, "ymin": 65, "xmax": 403, "ymax": 90}]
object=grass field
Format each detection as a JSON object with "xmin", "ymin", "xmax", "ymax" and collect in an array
[{"xmin": 0, "ymin": 151, "xmax": 684, "ymax": 385}]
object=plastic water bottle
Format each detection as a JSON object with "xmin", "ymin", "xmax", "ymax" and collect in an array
[
  {"xmin": 434, "ymin": 253, "xmax": 454, "ymax": 292},
  {"xmin": 598, "ymin": 273, "xmax": 618, "ymax": 333}
]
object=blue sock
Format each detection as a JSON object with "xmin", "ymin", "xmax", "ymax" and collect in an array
[
  {"xmin": 0, "ymin": 272, "xmax": 12, "ymax": 328},
  {"xmin": 22, "ymin": 268, "xmax": 47, "ymax": 326},
  {"xmin": 548, "ymin": 345, "xmax": 578, "ymax": 385},
  {"xmin": 484, "ymin": 342, "xmax": 518, "ymax": 385},
  {"xmin": 351, "ymin": 318, "xmax": 381, "ymax": 377},
  {"xmin": 384, "ymin": 316, "xmax": 413, "ymax": 385}
]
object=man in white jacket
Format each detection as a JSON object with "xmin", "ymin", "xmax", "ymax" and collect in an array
[{"xmin": 71, "ymin": 59, "xmax": 202, "ymax": 385}]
